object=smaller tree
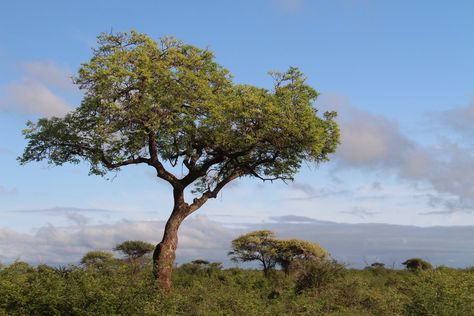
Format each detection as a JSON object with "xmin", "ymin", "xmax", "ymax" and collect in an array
[
  {"xmin": 114, "ymin": 240, "xmax": 155, "ymax": 262},
  {"xmin": 191, "ymin": 259, "xmax": 210, "ymax": 265},
  {"xmin": 81, "ymin": 250, "xmax": 115, "ymax": 269},
  {"xmin": 402, "ymin": 258, "xmax": 432, "ymax": 271},
  {"xmin": 370, "ymin": 262, "xmax": 385, "ymax": 269},
  {"xmin": 275, "ymin": 239, "xmax": 327, "ymax": 274},
  {"xmin": 228, "ymin": 230, "xmax": 279, "ymax": 275},
  {"xmin": 181, "ymin": 260, "xmax": 223, "ymax": 275}
]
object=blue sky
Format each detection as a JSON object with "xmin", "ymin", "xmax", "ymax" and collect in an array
[{"xmin": 1, "ymin": 1, "xmax": 474, "ymax": 265}]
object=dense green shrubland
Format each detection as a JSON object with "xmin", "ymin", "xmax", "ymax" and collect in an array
[{"xmin": 1, "ymin": 259, "xmax": 474, "ymax": 315}]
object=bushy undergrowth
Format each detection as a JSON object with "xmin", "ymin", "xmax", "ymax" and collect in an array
[{"xmin": 1, "ymin": 260, "xmax": 474, "ymax": 315}]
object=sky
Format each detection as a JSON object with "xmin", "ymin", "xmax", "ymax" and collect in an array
[{"xmin": 1, "ymin": 0, "xmax": 474, "ymax": 266}]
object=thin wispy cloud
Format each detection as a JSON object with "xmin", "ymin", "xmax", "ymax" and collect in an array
[
  {"xmin": 22, "ymin": 61, "xmax": 77, "ymax": 92},
  {"xmin": 0, "ymin": 61, "xmax": 76, "ymax": 117},
  {"xmin": 10, "ymin": 207, "xmax": 114, "ymax": 214},
  {"xmin": 0, "ymin": 185, "xmax": 18, "ymax": 196},
  {"xmin": 0, "ymin": 147, "xmax": 9, "ymax": 155},
  {"xmin": 269, "ymin": 215, "xmax": 326, "ymax": 223},
  {"xmin": 340, "ymin": 207, "xmax": 379, "ymax": 219},
  {"xmin": 289, "ymin": 183, "xmax": 349, "ymax": 200},
  {"xmin": 273, "ymin": 0, "xmax": 305, "ymax": 14},
  {"xmin": 434, "ymin": 102, "xmax": 474, "ymax": 138}
]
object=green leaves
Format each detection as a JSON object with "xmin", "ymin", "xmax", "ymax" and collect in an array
[
  {"xmin": 114, "ymin": 240, "xmax": 155, "ymax": 260},
  {"xmin": 19, "ymin": 30, "xmax": 339, "ymax": 198},
  {"xmin": 228, "ymin": 230, "xmax": 328, "ymax": 275}
]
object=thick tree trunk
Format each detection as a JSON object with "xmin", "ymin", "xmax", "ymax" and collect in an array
[{"xmin": 152, "ymin": 189, "xmax": 188, "ymax": 290}]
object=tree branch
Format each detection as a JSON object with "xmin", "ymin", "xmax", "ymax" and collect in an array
[
  {"xmin": 187, "ymin": 170, "xmax": 244, "ymax": 214},
  {"xmin": 100, "ymin": 155, "xmax": 150, "ymax": 169},
  {"xmin": 147, "ymin": 131, "xmax": 181, "ymax": 188},
  {"xmin": 180, "ymin": 144, "xmax": 259, "ymax": 187}
]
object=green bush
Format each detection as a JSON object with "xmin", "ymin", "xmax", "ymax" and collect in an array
[
  {"xmin": 294, "ymin": 259, "xmax": 346, "ymax": 293},
  {"xmin": 402, "ymin": 258, "xmax": 433, "ymax": 271},
  {"xmin": 1, "ymin": 260, "xmax": 473, "ymax": 315}
]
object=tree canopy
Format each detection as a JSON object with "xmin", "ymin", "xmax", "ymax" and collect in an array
[
  {"xmin": 80, "ymin": 250, "xmax": 115, "ymax": 268},
  {"xmin": 229, "ymin": 230, "xmax": 328, "ymax": 275},
  {"xmin": 19, "ymin": 30, "xmax": 339, "ymax": 195},
  {"xmin": 114, "ymin": 240, "xmax": 155, "ymax": 261},
  {"xmin": 402, "ymin": 258, "xmax": 433, "ymax": 271},
  {"xmin": 275, "ymin": 239, "xmax": 328, "ymax": 273},
  {"xmin": 228, "ymin": 230, "xmax": 279, "ymax": 275}
]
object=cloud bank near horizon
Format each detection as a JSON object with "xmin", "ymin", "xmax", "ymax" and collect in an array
[{"xmin": 1, "ymin": 213, "xmax": 473, "ymax": 269}]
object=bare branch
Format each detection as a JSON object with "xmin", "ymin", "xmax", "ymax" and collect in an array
[{"xmin": 100, "ymin": 155, "xmax": 150, "ymax": 169}]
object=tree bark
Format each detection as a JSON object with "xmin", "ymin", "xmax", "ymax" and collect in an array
[{"xmin": 152, "ymin": 189, "xmax": 188, "ymax": 290}]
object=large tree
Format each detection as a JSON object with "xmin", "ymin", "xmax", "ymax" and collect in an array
[{"xmin": 19, "ymin": 31, "xmax": 340, "ymax": 289}]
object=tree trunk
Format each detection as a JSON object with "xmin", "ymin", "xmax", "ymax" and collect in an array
[{"xmin": 153, "ymin": 189, "xmax": 188, "ymax": 290}]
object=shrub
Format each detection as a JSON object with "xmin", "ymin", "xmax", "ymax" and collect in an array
[
  {"xmin": 294, "ymin": 259, "xmax": 346, "ymax": 293},
  {"xmin": 402, "ymin": 258, "xmax": 433, "ymax": 271}
]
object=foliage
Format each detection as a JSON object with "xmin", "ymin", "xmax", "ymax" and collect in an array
[
  {"xmin": 2, "ymin": 259, "xmax": 473, "ymax": 315},
  {"xmin": 402, "ymin": 258, "xmax": 433, "ymax": 271},
  {"xmin": 369, "ymin": 262, "xmax": 385, "ymax": 269},
  {"xmin": 275, "ymin": 239, "xmax": 328, "ymax": 274},
  {"xmin": 180, "ymin": 261, "xmax": 223, "ymax": 276},
  {"xmin": 228, "ymin": 230, "xmax": 279, "ymax": 275},
  {"xmin": 80, "ymin": 251, "xmax": 115, "ymax": 268},
  {"xmin": 191, "ymin": 259, "xmax": 210, "ymax": 265},
  {"xmin": 114, "ymin": 240, "xmax": 155, "ymax": 261},
  {"xmin": 294, "ymin": 259, "xmax": 346, "ymax": 293},
  {"xmin": 19, "ymin": 30, "xmax": 339, "ymax": 194},
  {"xmin": 402, "ymin": 269, "xmax": 474, "ymax": 315},
  {"xmin": 229, "ymin": 230, "xmax": 328, "ymax": 276}
]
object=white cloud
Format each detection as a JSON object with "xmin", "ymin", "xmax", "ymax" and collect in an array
[
  {"xmin": 22, "ymin": 61, "xmax": 76, "ymax": 92},
  {"xmin": 317, "ymin": 94, "xmax": 474, "ymax": 213},
  {"xmin": 0, "ymin": 61, "xmax": 75, "ymax": 117},
  {"xmin": 0, "ymin": 185, "xmax": 17, "ymax": 196},
  {"xmin": 2, "ymin": 214, "xmax": 474, "ymax": 269},
  {"xmin": 2, "ymin": 79, "xmax": 72, "ymax": 117},
  {"xmin": 0, "ymin": 216, "xmax": 235, "ymax": 266},
  {"xmin": 435, "ymin": 102, "xmax": 474, "ymax": 138}
]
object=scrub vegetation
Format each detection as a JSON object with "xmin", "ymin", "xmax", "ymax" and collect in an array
[{"xmin": 1, "ymin": 234, "xmax": 474, "ymax": 315}]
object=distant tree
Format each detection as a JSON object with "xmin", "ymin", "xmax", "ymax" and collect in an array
[
  {"xmin": 228, "ymin": 230, "xmax": 279, "ymax": 276},
  {"xmin": 114, "ymin": 240, "xmax": 155, "ymax": 262},
  {"xmin": 36, "ymin": 264, "xmax": 56, "ymax": 273},
  {"xmin": 19, "ymin": 30, "xmax": 339, "ymax": 289},
  {"xmin": 191, "ymin": 259, "xmax": 210, "ymax": 265},
  {"xmin": 275, "ymin": 239, "xmax": 328, "ymax": 274},
  {"xmin": 7, "ymin": 261, "xmax": 34, "ymax": 273},
  {"xmin": 80, "ymin": 250, "xmax": 115, "ymax": 268},
  {"xmin": 402, "ymin": 258, "xmax": 433, "ymax": 271},
  {"xmin": 181, "ymin": 260, "xmax": 223, "ymax": 275},
  {"xmin": 370, "ymin": 262, "xmax": 385, "ymax": 269}
]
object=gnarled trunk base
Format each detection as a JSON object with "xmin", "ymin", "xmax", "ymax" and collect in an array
[
  {"xmin": 153, "ymin": 197, "xmax": 188, "ymax": 290},
  {"xmin": 153, "ymin": 241, "xmax": 176, "ymax": 290}
]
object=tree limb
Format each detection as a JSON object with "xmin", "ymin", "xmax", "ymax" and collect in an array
[
  {"xmin": 147, "ymin": 131, "xmax": 181, "ymax": 188},
  {"xmin": 187, "ymin": 170, "xmax": 244, "ymax": 214}
]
